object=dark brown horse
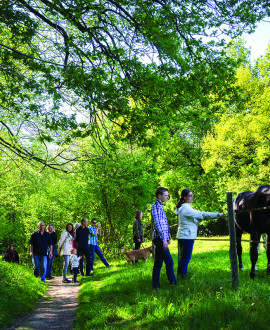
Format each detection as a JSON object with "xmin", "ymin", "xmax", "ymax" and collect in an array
[{"xmin": 234, "ymin": 185, "xmax": 270, "ymax": 279}]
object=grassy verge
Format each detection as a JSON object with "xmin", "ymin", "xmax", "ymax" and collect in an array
[
  {"xmin": 76, "ymin": 236, "xmax": 270, "ymax": 329},
  {"xmin": 0, "ymin": 261, "xmax": 48, "ymax": 328}
]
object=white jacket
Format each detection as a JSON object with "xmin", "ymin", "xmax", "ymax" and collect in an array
[
  {"xmin": 176, "ymin": 203, "xmax": 219, "ymax": 240},
  {"xmin": 70, "ymin": 254, "xmax": 80, "ymax": 268},
  {"xmin": 58, "ymin": 230, "xmax": 73, "ymax": 256}
]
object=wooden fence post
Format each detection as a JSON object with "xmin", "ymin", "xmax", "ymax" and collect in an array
[{"xmin": 227, "ymin": 192, "xmax": 239, "ymax": 288}]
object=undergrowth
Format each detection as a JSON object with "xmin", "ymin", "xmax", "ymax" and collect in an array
[{"xmin": 0, "ymin": 261, "xmax": 47, "ymax": 328}]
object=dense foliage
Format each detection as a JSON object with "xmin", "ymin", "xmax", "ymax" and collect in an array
[
  {"xmin": 0, "ymin": 0, "xmax": 268, "ymax": 168},
  {"xmin": 1, "ymin": 41, "xmax": 270, "ymax": 262},
  {"xmin": 202, "ymin": 44, "xmax": 270, "ymax": 193},
  {"xmin": 0, "ymin": 261, "xmax": 47, "ymax": 328},
  {"xmin": 0, "ymin": 2, "xmax": 270, "ymax": 267}
]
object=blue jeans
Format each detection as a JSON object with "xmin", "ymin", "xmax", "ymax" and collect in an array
[
  {"xmin": 178, "ymin": 239, "xmax": 195, "ymax": 277},
  {"xmin": 62, "ymin": 255, "xmax": 70, "ymax": 279},
  {"xmin": 33, "ymin": 255, "xmax": 47, "ymax": 281},
  {"xmin": 46, "ymin": 254, "xmax": 55, "ymax": 278},
  {"xmin": 152, "ymin": 238, "xmax": 176, "ymax": 289},
  {"xmin": 73, "ymin": 267, "xmax": 79, "ymax": 282},
  {"xmin": 89, "ymin": 244, "xmax": 109, "ymax": 271}
]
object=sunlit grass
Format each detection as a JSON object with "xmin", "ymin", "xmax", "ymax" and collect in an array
[
  {"xmin": 76, "ymin": 236, "xmax": 270, "ymax": 329},
  {"xmin": 0, "ymin": 261, "xmax": 48, "ymax": 328}
]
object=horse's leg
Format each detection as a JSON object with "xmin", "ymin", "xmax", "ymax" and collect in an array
[
  {"xmin": 235, "ymin": 225, "xmax": 243, "ymax": 270},
  {"xmin": 266, "ymin": 233, "xmax": 270, "ymax": 275},
  {"xmin": 250, "ymin": 232, "xmax": 260, "ymax": 279}
]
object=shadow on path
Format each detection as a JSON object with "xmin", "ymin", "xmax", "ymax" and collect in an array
[{"xmin": 6, "ymin": 276, "xmax": 81, "ymax": 330}]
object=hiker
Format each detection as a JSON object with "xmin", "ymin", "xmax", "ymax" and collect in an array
[
  {"xmin": 75, "ymin": 218, "xmax": 92, "ymax": 276},
  {"xmin": 89, "ymin": 218, "xmax": 110, "ymax": 273},
  {"xmin": 46, "ymin": 224, "xmax": 58, "ymax": 280},
  {"xmin": 175, "ymin": 189, "xmax": 224, "ymax": 278},
  {"xmin": 3, "ymin": 244, "xmax": 19, "ymax": 263},
  {"xmin": 133, "ymin": 210, "xmax": 144, "ymax": 250},
  {"xmin": 58, "ymin": 222, "xmax": 74, "ymax": 283},
  {"xmin": 30, "ymin": 221, "xmax": 52, "ymax": 282},
  {"xmin": 72, "ymin": 222, "xmax": 84, "ymax": 276},
  {"xmin": 151, "ymin": 187, "xmax": 177, "ymax": 289}
]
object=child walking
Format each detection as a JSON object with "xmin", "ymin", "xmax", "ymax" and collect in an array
[{"xmin": 70, "ymin": 248, "xmax": 81, "ymax": 283}]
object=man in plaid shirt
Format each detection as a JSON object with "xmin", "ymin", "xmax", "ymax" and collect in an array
[{"xmin": 151, "ymin": 187, "xmax": 177, "ymax": 289}]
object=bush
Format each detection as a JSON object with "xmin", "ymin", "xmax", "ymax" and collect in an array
[{"xmin": 0, "ymin": 261, "xmax": 47, "ymax": 328}]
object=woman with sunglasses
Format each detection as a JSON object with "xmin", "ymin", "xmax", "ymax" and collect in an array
[{"xmin": 176, "ymin": 189, "xmax": 224, "ymax": 278}]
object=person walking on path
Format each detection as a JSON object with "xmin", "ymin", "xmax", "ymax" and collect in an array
[
  {"xmin": 3, "ymin": 244, "xmax": 19, "ymax": 263},
  {"xmin": 46, "ymin": 224, "xmax": 57, "ymax": 280},
  {"xmin": 89, "ymin": 218, "xmax": 110, "ymax": 273},
  {"xmin": 70, "ymin": 247, "xmax": 81, "ymax": 283},
  {"xmin": 175, "ymin": 189, "xmax": 224, "ymax": 278},
  {"xmin": 133, "ymin": 210, "xmax": 144, "ymax": 250},
  {"xmin": 76, "ymin": 218, "xmax": 92, "ymax": 276},
  {"xmin": 72, "ymin": 222, "xmax": 84, "ymax": 276},
  {"xmin": 58, "ymin": 222, "xmax": 74, "ymax": 283},
  {"xmin": 30, "ymin": 221, "xmax": 52, "ymax": 282},
  {"xmin": 151, "ymin": 187, "xmax": 177, "ymax": 290}
]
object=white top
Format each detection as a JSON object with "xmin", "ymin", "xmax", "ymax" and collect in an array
[
  {"xmin": 70, "ymin": 254, "xmax": 80, "ymax": 268},
  {"xmin": 58, "ymin": 230, "xmax": 73, "ymax": 256},
  {"xmin": 176, "ymin": 203, "xmax": 219, "ymax": 239}
]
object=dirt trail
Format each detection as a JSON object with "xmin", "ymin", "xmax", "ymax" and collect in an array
[{"xmin": 6, "ymin": 276, "xmax": 81, "ymax": 330}]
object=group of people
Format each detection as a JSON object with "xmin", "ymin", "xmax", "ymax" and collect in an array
[
  {"xmin": 150, "ymin": 187, "xmax": 224, "ymax": 290},
  {"xmin": 4, "ymin": 187, "xmax": 223, "ymax": 290},
  {"xmin": 29, "ymin": 218, "xmax": 110, "ymax": 283}
]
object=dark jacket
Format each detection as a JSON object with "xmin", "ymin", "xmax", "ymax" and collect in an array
[
  {"xmin": 4, "ymin": 250, "xmax": 19, "ymax": 263},
  {"xmin": 75, "ymin": 226, "xmax": 90, "ymax": 248},
  {"xmin": 133, "ymin": 219, "xmax": 144, "ymax": 238}
]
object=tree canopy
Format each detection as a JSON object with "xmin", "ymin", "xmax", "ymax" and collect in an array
[
  {"xmin": 202, "ymin": 45, "xmax": 270, "ymax": 192},
  {"xmin": 1, "ymin": 2, "xmax": 270, "ymax": 258},
  {"xmin": 0, "ymin": 0, "xmax": 268, "ymax": 168}
]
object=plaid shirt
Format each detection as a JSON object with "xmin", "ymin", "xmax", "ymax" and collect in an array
[
  {"xmin": 151, "ymin": 200, "xmax": 170, "ymax": 241},
  {"xmin": 89, "ymin": 225, "xmax": 98, "ymax": 246}
]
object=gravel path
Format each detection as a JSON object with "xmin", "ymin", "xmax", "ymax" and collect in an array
[{"xmin": 6, "ymin": 276, "xmax": 81, "ymax": 330}]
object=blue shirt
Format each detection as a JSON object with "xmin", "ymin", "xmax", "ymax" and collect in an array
[
  {"xmin": 151, "ymin": 200, "xmax": 170, "ymax": 241},
  {"xmin": 89, "ymin": 225, "xmax": 98, "ymax": 246}
]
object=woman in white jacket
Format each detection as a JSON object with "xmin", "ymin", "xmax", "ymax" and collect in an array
[
  {"xmin": 58, "ymin": 222, "xmax": 74, "ymax": 283},
  {"xmin": 175, "ymin": 189, "xmax": 224, "ymax": 278}
]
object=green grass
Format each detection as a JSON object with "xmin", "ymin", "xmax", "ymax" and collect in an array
[
  {"xmin": 76, "ymin": 236, "xmax": 270, "ymax": 329},
  {"xmin": 0, "ymin": 261, "xmax": 48, "ymax": 328}
]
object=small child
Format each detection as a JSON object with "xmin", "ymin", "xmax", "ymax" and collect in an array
[{"xmin": 70, "ymin": 248, "xmax": 81, "ymax": 283}]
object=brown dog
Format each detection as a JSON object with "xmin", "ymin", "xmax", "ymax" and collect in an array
[{"xmin": 121, "ymin": 246, "xmax": 153, "ymax": 265}]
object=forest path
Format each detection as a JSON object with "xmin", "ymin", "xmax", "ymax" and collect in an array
[{"xmin": 6, "ymin": 276, "xmax": 81, "ymax": 330}]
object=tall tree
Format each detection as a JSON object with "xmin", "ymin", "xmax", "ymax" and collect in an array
[
  {"xmin": 0, "ymin": 0, "xmax": 268, "ymax": 168},
  {"xmin": 201, "ymin": 46, "xmax": 270, "ymax": 193}
]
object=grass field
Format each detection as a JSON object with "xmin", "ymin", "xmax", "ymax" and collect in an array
[
  {"xmin": 76, "ymin": 236, "xmax": 270, "ymax": 329},
  {"xmin": 1, "ymin": 236, "xmax": 269, "ymax": 329}
]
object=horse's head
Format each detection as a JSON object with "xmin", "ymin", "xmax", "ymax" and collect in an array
[{"xmin": 256, "ymin": 185, "xmax": 270, "ymax": 207}]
